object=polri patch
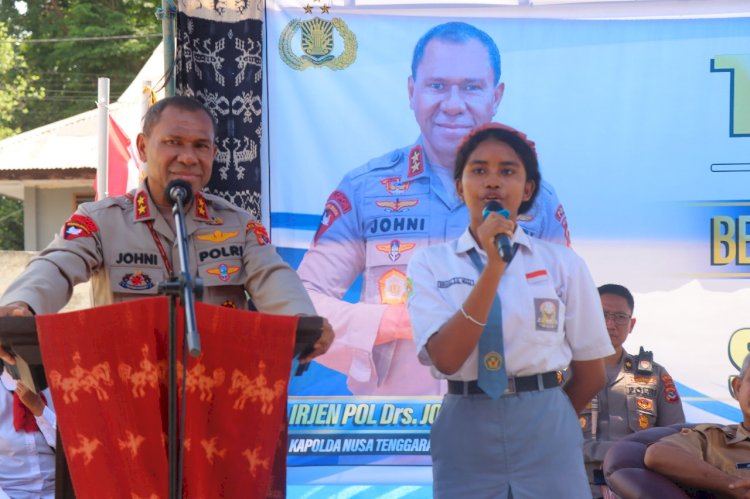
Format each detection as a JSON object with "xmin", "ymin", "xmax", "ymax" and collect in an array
[
  {"xmin": 246, "ymin": 222, "xmax": 271, "ymax": 246},
  {"xmin": 534, "ymin": 298, "xmax": 559, "ymax": 332},
  {"xmin": 62, "ymin": 214, "xmax": 99, "ymax": 240}
]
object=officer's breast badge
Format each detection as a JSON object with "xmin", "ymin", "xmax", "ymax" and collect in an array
[{"xmin": 279, "ymin": 6, "xmax": 357, "ymax": 71}]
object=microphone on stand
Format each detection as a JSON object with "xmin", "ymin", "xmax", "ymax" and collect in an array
[
  {"xmin": 165, "ymin": 179, "xmax": 193, "ymax": 207},
  {"xmin": 482, "ymin": 200, "xmax": 513, "ymax": 263}
]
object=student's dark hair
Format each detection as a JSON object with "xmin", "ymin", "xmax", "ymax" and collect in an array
[
  {"xmin": 453, "ymin": 123, "xmax": 540, "ymax": 215},
  {"xmin": 598, "ymin": 283, "xmax": 635, "ymax": 313},
  {"xmin": 141, "ymin": 96, "xmax": 216, "ymax": 136},
  {"xmin": 411, "ymin": 22, "xmax": 501, "ymax": 85}
]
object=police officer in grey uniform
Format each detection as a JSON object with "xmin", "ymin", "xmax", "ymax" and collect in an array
[
  {"xmin": 297, "ymin": 22, "xmax": 571, "ymax": 396},
  {"xmin": 581, "ymin": 283, "xmax": 685, "ymax": 498},
  {"xmin": 0, "ymin": 96, "xmax": 333, "ymax": 360}
]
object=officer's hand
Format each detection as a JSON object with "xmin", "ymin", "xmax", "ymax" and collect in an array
[
  {"xmin": 728, "ymin": 478, "xmax": 750, "ymax": 498},
  {"xmin": 0, "ymin": 302, "xmax": 33, "ymax": 318},
  {"xmin": 300, "ymin": 318, "xmax": 334, "ymax": 363},
  {"xmin": 375, "ymin": 304, "xmax": 412, "ymax": 345}
]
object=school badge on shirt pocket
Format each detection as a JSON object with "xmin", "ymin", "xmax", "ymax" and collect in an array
[{"xmin": 534, "ymin": 298, "xmax": 560, "ymax": 332}]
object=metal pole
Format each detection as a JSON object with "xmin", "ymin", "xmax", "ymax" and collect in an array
[
  {"xmin": 160, "ymin": 0, "xmax": 176, "ymax": 97},
  {"xmin": 96, "ymin": 77, "xmax": 110, "ymax": 200}
]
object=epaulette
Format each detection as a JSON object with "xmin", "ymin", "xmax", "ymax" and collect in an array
[
  {"xmin": 635, "ymin": 346, "xmax": 654, "ymax": 375},
  {"xmin": 347, "ymin": 146, "xmax": 405, "ymax": 180}
]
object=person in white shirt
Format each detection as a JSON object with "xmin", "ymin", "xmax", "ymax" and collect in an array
[
  {"xmin": 0, "ymin": 363, "xmax": 56, "ymax": 499},
  {"xmin": 407, "ymin": 123, "xmax": 613, "ymax": 497}
]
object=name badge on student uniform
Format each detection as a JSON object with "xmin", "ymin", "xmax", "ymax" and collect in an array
[{"xmin": 737, "ymin": 462, "xmax": 750, "ymax": 470}]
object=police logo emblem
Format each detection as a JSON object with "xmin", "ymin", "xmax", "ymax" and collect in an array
[
  {"xmin": 375, "ymin": 239, "xmax": 417, "ymax": 262},
  {"xmin": 378, "ymin": 269, "xmax": 407, "ymax": 304},
  {"xmin": 207, "ymin": 263, "xmax": 240, "ymax": 282},
  {"xmin": 279, "ymin": 17, "xmax": 357, "ymax": 71},
  {"xmin": 638, "ymin": 413, "xmax": 650, "ymax": 429},
  {"xmin": 636, "ymin": 397, "xmax": 653, "ymax": 411},
  {"xmin": 119, "ymin": 272, "xmax": 154, "ymax": 291},
  {"xmin": 483, "ymin": 352, "xmax": 503, "ymax": 371}
]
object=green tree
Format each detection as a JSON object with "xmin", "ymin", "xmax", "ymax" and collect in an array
[
  {"xmin": 1, "ymin": 1, "xmax": 161, "ymax": 131},
  {"xmin": 0, "ymin": 20, "xmax": 44, "ymax": 138},
  {"xmin": 0, "ymin": 195, "xmax": 23, "ymax": 250}
]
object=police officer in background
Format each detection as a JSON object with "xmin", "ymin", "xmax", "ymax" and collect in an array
[
  {"xmin": 297, "ymin": 21, "xmax": 571, "ymax": 396},
  {"xmin": 582, "ymin": 283, "xmax": 685, "ymax": 498}
]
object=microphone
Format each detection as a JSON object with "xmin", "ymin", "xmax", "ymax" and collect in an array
[
  {"xmin": 482, "ymin": 200, "xmax": 513, "ymax": 263},
  {"xmin": 165, "ymin": 179, "xmax": 193, "ymax": 206}
]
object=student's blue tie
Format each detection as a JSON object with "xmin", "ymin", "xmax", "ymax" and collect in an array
[{"xmin": 468, "ymin": 248, "xmax": 507, "ymax": 399}]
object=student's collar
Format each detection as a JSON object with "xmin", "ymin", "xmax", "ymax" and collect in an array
[{"xmin": 454, "ymin": 224, "xmax": 531, "ymax": 255}]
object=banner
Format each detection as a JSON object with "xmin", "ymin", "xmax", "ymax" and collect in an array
[{"xmin": 265, "ymin": 2, "xmax": 750, "ymax": 470}]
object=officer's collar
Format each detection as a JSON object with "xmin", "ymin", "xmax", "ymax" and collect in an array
[{"xmin": 131, "ymin": 181, "xmax": 212, "ymax": 224}]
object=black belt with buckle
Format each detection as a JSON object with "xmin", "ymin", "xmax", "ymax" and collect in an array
[{"xmin": 447, "ymin": 371, "xmax": 562, "ymax": 396}]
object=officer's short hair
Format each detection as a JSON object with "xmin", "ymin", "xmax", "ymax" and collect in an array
[
  {"xmin": 453, "ymin": 123, "xmax": 540, "ymax": 215},
  {"xmin": 741, "ymin": 353, "xmax": 750, "ymax": 379},
  {"xmin": 411, "ymin": 22, "xmax": 501, "ymax": 86},
  {"xmin": 141, "ymin": 96, "xmax": 216, "ymax": 136},
  {"xmin": 598, "ymin": 284, "xmax": 635, "ymax": 313}
]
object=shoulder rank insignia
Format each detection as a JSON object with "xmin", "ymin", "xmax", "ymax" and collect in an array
[
  {"xmin": 407, "ymin": 145, "xmax": 424, "ymax": 178},
  {"xmin": 624, "ymin": 357, "xmax": 634, "ymax": 372},
  {"xmin": 279, "ymin": 17, "xmax": 357, "ymax": 71},
  {"xmin": 194, "ymin": 193, "xmax": 209, "ymax": 220},
  {"xmin": 134, "ymin": 190, "xmax": 150, "ymax": 220}
]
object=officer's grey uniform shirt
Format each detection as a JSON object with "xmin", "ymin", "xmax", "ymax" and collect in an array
[
  {"xmin": 0, "ymin": 181, "xmax": 315, "ymax": 318},
  {"xmin": 581, "ymin": 348, "xmax": 686, "ymax": 463}
]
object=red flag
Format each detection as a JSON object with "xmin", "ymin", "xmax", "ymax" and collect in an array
[{"xmin": 95, "ymin": 116, "xmax": 136, "ymax": 199}]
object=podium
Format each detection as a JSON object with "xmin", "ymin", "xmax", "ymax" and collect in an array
[{"xmin": 0, "ymin": 298, "xmax": 323, "ymax": 499}]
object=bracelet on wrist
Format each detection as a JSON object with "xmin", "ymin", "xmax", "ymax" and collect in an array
[{"xmin": 460, "ymin": 305, "xmax": 486, "ymax": 327}]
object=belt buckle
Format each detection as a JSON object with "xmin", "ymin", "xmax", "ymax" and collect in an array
[{"xmin": 504, "ymin": 377, "xmax": 516, "ymax": 395}]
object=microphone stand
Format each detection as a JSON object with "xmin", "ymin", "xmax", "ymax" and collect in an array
[{"xmin": 158, "ymin": 192, "xmax": 203, "ymax": 499}]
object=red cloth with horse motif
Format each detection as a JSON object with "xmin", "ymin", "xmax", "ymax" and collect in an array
[{"xmin": 35, "ymin": 297, "xmax": 296, "ymax": 498}]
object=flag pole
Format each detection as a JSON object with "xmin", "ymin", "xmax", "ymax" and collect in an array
[
  {"xmin": 160, "ymin": 0, "xmax": 177, "ymax": 97},
  {"xmin": 96, "ymin": 77, "xmax": 110, "ymax": 200}
]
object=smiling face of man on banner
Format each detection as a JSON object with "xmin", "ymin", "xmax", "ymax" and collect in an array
[{"xmin": 408, "ymin": 37, "xmax": 504, "ymax": 170}]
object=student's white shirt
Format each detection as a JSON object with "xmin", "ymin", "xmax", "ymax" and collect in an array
[{"xmin": 407, "ymin": 226, "xmax": 613, "ymax": 380}]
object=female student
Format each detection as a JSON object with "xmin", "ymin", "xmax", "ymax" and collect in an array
[{"xmin": 406, "ymin": 123, "xmax": 613, "ymax": 497}]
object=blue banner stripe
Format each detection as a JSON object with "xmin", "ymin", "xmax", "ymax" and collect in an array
[
  {"xmin": 272, "ymin": 212, "xmax": 320, "ymax": 230},
  {"xmin": 287, "ymin": 485, "xmax": 432, "ymax": 499},
  {"xmin": 676, "ymin": 381, "xmax": 742, "ymax": 421}
]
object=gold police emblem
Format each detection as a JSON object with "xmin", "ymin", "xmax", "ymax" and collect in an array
[
  {"xmin": 484, "ymin": 352, "xmax": 503, "ymax": 372},
  {"xmin": 279, "ymin": 17, "xmax": 357, "ymax": 71}
]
